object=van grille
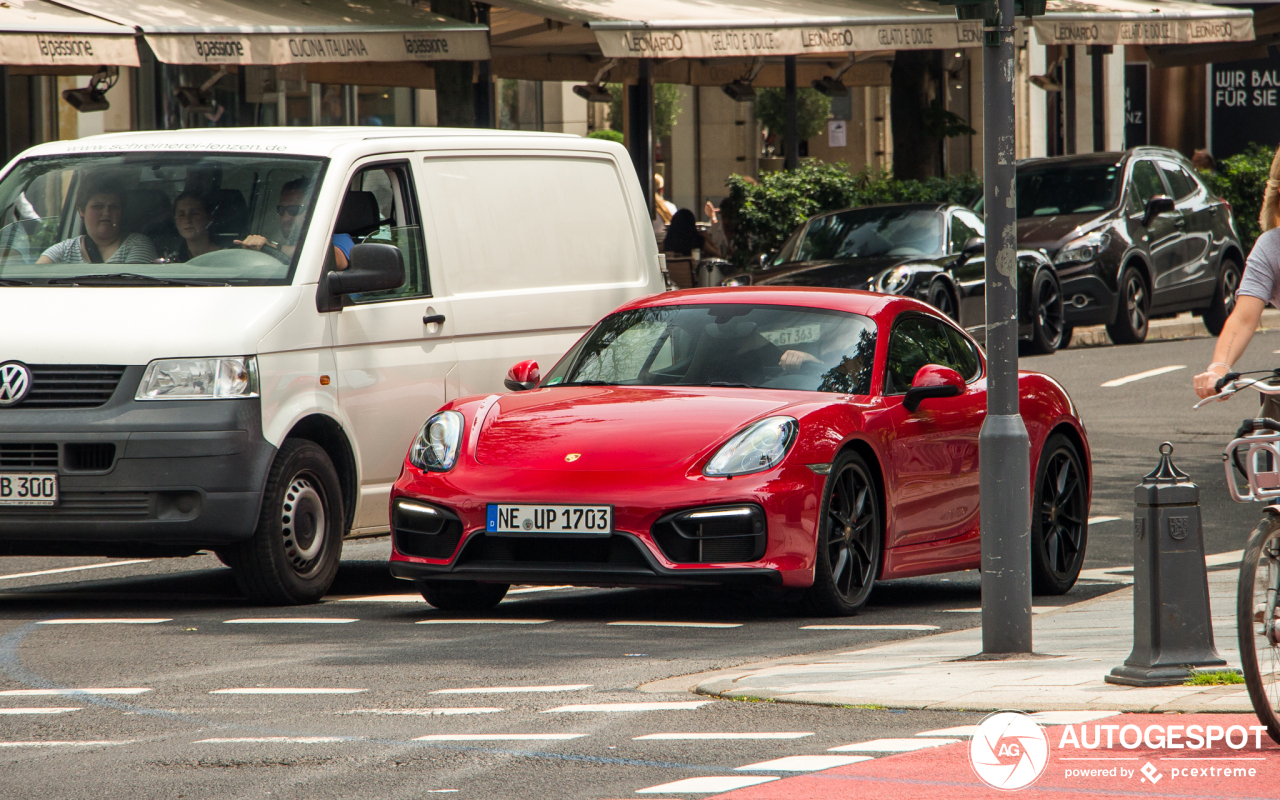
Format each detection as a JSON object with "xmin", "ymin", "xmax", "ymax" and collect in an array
[
  {"xmin": 0, "ymin": 443, "xmax": 58, "ymax": 469},
  {"xmin": 18, "ymin": 365, "xmax": 127, "ymax": 409},
  {"xmin": 0, "ymin": 491, "xmax": 152, "ymax": 518}
]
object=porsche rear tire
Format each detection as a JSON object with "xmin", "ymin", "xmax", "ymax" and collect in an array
[
  {"xmin": 417, "ymin": 580, "xmax": 509, "ymax": 612},
  {"xmin": 1031, "ymin": 433, "xmax": 1088, "ymax": 595},
  {"xmin": 805, "ymin": 450, "xmax": 882, "ymax": 616}
]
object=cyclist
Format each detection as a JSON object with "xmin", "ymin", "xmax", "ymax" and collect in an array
[{"xmin": 1193, "ymin": 145, "xmax": 1280, "ymax": 415}]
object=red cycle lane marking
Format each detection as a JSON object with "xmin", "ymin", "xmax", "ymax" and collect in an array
[{"xmin": 705, "ymin": 715, "xmax": 1280, "ymax": 800}]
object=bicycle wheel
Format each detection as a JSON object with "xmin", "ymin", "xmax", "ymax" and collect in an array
[{"xmin": 1238, "ymin": 512, "xmax": 1280, "ymax": 744}]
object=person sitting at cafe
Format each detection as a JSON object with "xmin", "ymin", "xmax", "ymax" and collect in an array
[{"xmin": 663, "ymin": 208, "xmax": 721, "ymax": 259}]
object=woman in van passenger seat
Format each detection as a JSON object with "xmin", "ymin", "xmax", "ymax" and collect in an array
[
  {"xmin": 168, "ymin": 192, "xmax": 222, "ymax": 262},
  {"xmin": 36, "ymin": 179, "xmax": 157, "ymax": 265}
]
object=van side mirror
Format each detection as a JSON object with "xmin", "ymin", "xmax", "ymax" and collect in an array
[
  {"xmin": 961, "ymin": 236, "xmax": 985, "ymax": 259},
  {"xmin": 504, "ymin": 360, "xmax": 540, "ymax": 392},
  {"xmin": 1143, "ymin": 195, "xmax": 1176, "ymax": 227},
  {"xmin": 903, "ymin": 364, "xmax": 964, "ymax": 413},
  {"xmin": 326, "ymin": 243, "xmax": 405, "ymax": 296}
]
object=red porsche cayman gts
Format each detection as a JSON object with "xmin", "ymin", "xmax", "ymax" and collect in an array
[{"xmin": 389, "ymin": 287, "xmax": 1090, "ymax": 616}]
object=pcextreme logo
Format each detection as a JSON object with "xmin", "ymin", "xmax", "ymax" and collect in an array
[{"xmin": 969, "ymin": 711, "xmax": 1051, "ymax": 790}]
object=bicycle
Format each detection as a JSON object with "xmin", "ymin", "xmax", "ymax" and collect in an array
[{"xmin": 1196, "ymin": 368, "xmax": 1280, "ymax": 743}]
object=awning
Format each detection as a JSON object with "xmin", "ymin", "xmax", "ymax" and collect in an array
[
  {"xmin": 496, "ymin": 0, "xmax": 984, "ymax": 59},
  {"xmin": 50, "ymin": 0, "xmax": 490, "ymax": 66},
  {"xmin": 0, "ymin": 0, "xmax": 138, "ymax": 66},
  {"xmin": 1033, "ymin": 0, "xmax": 1253, "ymax": 46}
]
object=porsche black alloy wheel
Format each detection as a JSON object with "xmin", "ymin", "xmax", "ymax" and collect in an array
[
  {"xmin": 1031, "ymin": 433, "xmax": 1088, "ymax": 595},
  {"xmin": 1023, "ymin": 269, "xmax": 1065, "ymax": 355},
  {"xmin": 1106, "ymin": 266, "xmax": 1149, "ymax": 344},
  {"xmin": 927, "ymin": 280, "xmax": 959, "ymax": 321},
  {"xmin": 806, "ymin": 450, "xmax": 882, "ymax": 616}
]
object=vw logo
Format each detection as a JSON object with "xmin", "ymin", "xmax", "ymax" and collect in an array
[
  {"xmin": 0, "ymin": 362, "xmax": 31, "ymax": 407},
  {"xmin": 969, "ymin": 710, "xmax": 1049, "ymax": 790}
]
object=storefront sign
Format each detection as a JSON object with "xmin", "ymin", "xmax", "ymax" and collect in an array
[
  {"xmin": 1124, "ymin": 63, "xmax": 1148, "ymax": 147},
  {"xmin": 146, "ymin": 29, "xmax": 488, "ymax": 65},
  {"xmin": 1033, "ymin": 14, "xmax": 1252, "ymax": 46},
  {"xmin": 0, "ymin": 33, "xmax": 139, "ymax": 66},
  {"xmin": 1210, "ymin": 56, "xmax": 1280, "ymax": 160},
  {"xmin": 597, "ymin": 22, "xmax": 982, "ymax": 58}
]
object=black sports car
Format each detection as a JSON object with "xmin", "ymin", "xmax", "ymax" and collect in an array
[{"xmin": 722, "ymin": 203, "xmax": 1065, "ymax": 354}]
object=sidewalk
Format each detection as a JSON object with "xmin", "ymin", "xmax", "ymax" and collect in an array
[
  {"xmin": 1068, "ymin": 309, "xmax": 1280, "ymax": 348},
  {"xmin": 648, "ymin": 568, "xmax": 1253, "ymax": 713}
]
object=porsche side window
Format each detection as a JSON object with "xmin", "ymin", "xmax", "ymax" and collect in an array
[
  {"xmin": 885, "ymin": 316, "xmax": 957, "ymax": 394},
  {"xmin": 942, "ymin": 324, "xmax": 981, "ymax": 381},
  {"xmin": 949, "ymin": 212, "xmax": 981, "ymax": 254}
]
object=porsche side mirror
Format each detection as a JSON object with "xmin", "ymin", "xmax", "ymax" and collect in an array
[
  {"xmin": 504, "ymin": 360, "xmax": 540, "ymax": 392},
  {"xmin": 1143, "ymin": 195, "xmax": 1175, "ymax": 227},
  {"xmin": 961, "ymin": 236, "xmax": 985, "ymax": 259},
  {"xmin": 903, "ymin": 364, "xmax": 964, "ymax": 413}
]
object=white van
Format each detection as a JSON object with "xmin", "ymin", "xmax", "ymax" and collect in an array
[{"xmin": 0, "ymin": 127, "xmax": 662, "ymax": 604}]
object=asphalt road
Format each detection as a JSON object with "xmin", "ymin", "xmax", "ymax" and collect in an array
[{"xmin": 0, "ymin": 328, "xmax": 1271, "ymax": 799}]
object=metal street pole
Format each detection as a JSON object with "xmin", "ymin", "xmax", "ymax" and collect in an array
[{"xmin": 979, "ymin": 0, "xmax": 1033, "ymax": 654}]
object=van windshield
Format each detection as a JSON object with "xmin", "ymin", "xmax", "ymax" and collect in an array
[{"xmin": 0, "ymin": 153, "xmax": 326, "ymax": 285}]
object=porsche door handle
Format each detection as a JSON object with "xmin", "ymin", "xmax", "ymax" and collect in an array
[{"xmin": 423, "ymin": 313, "xmax": 447, "ymax": 325}]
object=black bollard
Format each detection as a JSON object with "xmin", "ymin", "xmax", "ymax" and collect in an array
[{"xmin": 1107, "ymin": 443, "xmax": 1228, "ymax": 686}]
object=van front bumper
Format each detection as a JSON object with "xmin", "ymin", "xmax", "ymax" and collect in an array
[{"xmin": 0, "ymin": 382, "xmax": 275, "ymax": 556}]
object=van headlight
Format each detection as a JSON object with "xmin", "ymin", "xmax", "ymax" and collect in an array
[
  {"xmin": 409, "ymin": 411, "xmax": 465, "ymax": 472},
  {"xmin": 1054, "ymin": 232, "xmax": 1110, "ymax": 265},
  {"xmin": 704, "ymin": 416, "xmax": 797, "ymax": 477},
  {"xmin": 135, "ymin": 356, "xmax": 258, "ymax": 400}
]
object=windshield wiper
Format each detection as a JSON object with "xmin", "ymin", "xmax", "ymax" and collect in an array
[
  {"xmin": 690, "ymin": 381, "xmax": 758, "ymax": 389},
  {"xmin": 46, "ymin": 273, "xmax": 228, "ymax": 287},
  {"xmin": 559, "ymin": 380, "xmax": 617, "ymax": 387},
  {"xmin": 0, "ymin": 278, "xmax": 32, "ymax": 286}
]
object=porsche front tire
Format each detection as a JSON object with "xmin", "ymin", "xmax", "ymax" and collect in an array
[
  {"xmin": 1031, "ymin": 433, "xmax": 1088, "ymax": 595},
  {"xmin": 417, "ymin": 580, "xmax": 509, "ymax": 611},
  {"xmin": 805, "ymin": 450, "xmax": 883, "ymax": 616}
]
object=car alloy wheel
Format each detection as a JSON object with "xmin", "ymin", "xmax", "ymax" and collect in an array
[
  {"xmin": 806, "ymin": 451, "xmax": 881, "ymax": 615},
  {"xmin": 1202, "ymin": 258, "xmax": 1242, "ymax": 336},
  {"xmin": 1023, "ymin": 269, "xmax": 1064, "ymax": 355},
  {"xmin": 1031, "ymin": 434, "xmax": 1087, "ymax": 594},
  {"xmin": 1106, "ymin": 266, "xmax": 1149, "ymax": 344}
]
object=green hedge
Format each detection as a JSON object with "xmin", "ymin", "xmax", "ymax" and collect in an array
[
  {"xmin": 587, "ymin": 129, "xmax": 624, "ymax": 144},
  {"xmin": 1202, "ymin": 143, "xmax": 1273, "ymax": 254},
  {"xmin": 725, "ymin": 162, "xmax": 982, "ymax": 267}
]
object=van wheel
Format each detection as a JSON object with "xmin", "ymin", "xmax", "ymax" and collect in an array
[
  {"xmin": 416, "ymin": 580, "xmax": 509, "ymax": 611},
  {"xmin": 1106, "ymin": 266, "xmax": 1150, "ymax": 344},
  {"xmin": 225, "ymin": 440, "xmax": 344, "ymax": 605},
  {"xmin": 1201, "ymin": 257, "xmax": 1241, "ymax": 336}
]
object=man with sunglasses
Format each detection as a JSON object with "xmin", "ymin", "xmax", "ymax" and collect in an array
[{"xmin": 235, "ymin": 178, "xmax": 352, "ymax": 269}]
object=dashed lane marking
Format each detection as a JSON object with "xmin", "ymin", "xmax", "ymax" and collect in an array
[
  {"xmin": 224, "ymin": 618, "xmax": 358, "ymax": 624},
  {"xmin": 0, "ymin": 688, "xmax": 150, "ymax": 696},
  {"xmin": 345, "ymin": 708, "xmax": 504, "ymax": 716},
  {"xmin": 829, "ymin": 738, "xmax": 961, "ymax": 752},
  {"xmin": 506, "ymin": 586, "xmax": 575, "ymax": 595},
  {"xmin": 0, "ymin": 708, "xmax": 81, "ymax": 715},
  {"xmin": 414, "ymin": 733, "xmax": 588, "ymax": 742},
  {"xmin": 415, "ymin": 619, "xmax": 550, "ymax": 625},
  {"xmin": 736, "ymin": 755, "xmax": 873, "ymax": 771},
  {"xmin": 0, "ymin": 740, "xmax": 135, "ymax": 748},
  {"xmin": 606, "ymin": 622, "xmax": 742, "ymax": 629},
  {"xmin": 1100, "ymin": 365, "xmax": 1185, "ymax": 388},
  {"xmin": 636, "ymin": 776, "xmax": 779, "ymax": 794},
  {"xmin": 195, "ymin": 737, "xmax": 347, "ymax": 744},
  {"xmin": 0, "ymin": 560, "xmax": 151, "ymax": 583},
  {"xmin": 210, "ymin": 688, "xmax": 368, "ymax": 695},
  {"xmin": 800, "ymin": 624, "xmax": 939, "ymax": 631},
  {"xmin": 329, "ymin": 594, "xmax": 421, "ymax": 603},
  {"xmin": 633, "ymin": 733, "xmax": 813, "ymax": 741},
  {"xmin": 543, "ymin": 702, "xmax": 711, "ymax": 713},
  {"xmin": 431, "ymin": 685, "xmax": 591, "ymax": 695},
  {"xmin": 1088, "ymin": 516, "xmax": 1122, "ymax": 524},
  {"xmin": 37, "ymin": 618, "xmax": 171, "ymax": 625}
]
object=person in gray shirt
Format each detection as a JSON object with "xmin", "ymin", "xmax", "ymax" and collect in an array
[
  {"xmin": 1194, "ymin": 145, "xmax": 1280, "ymax": 414},
  {"xmin": 36, "ymin": 179, "xmax": 156, "ymax": 265}
]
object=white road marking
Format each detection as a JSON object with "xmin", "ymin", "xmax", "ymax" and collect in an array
[
  {"xmin": 736, "ymin": 755, "xmax": 872, "ymax": 771},
  {"xmin": 0, "ymin": 688, "xmax": 150, "ymax": 696},
  {"xmin": 633, "ymin": 733, "xmax": 813, "ymax": 741},
  {"xmin": 1088, "ymin": 516, "xmax": 1122, "ymax": 524},
  {"xmin": 0, "ymin": 560, "xmax": 150, "ymax": 583},
  {"xmin": 801, "ymin": 624, "xmax": 939, "ymax": 631},
  {"xmin": 1206, "ymin": 549, "xmax": 1244, "ymax": 567},
  {"xmin": 506, "ymin": 585, "xmax": 574, "ymax": 595},
  {"xmin": 606, "ymin": 621, "xmax": 742, "ymax": 628},
  {"xmin": 224, "ymin": 618, "xmax": 357, "ymax": 624},
  {"xmin": 414, "ymin": 733, "xmax": 587, "ymax": 742},
  {"xmin": 1100, "ymin": 365, "xmax": 1185, "ymax": 388},
  {"xmin": 37, "ymin": 618, "xmax": 170, "ymax": 625},
  {"xmin": 636, "ymin": 776, "xmax": 779, "ymax": 793},
  {"xmin": 829, "ymin": 738, "xmax": 960, "ymax": 752},
  {"xmin": 543, "ymin": 702, "xmax": 710, "ymax": 713},
  {"xmin": 944, "ymin": 607, "xmax": 1055, "ymax": 614},
  {"xmin": 210, "ymin": 688, "xmax": 367, "ymax": 695},
  {"xmin": 346, "ymin": 708, "xmax": 503, "ymax": 716},
  {"xmin": 0, "ymin": 708, "xmax": 81, "ymax": 715},
  {"xmin": 0, "ymin": 740, "xmax": 134, "ymax": 748},
  {"xmin": 329, "ymin": 594, "xmax": 422, "ymax": 603},
  {"xmin": 415, "ymin": 619, "xmax": 550, "ymax": 625},
  {"xmin": 430, "ymin": 685, "xmax": 591, "ymax": 695},
  {"xmin": 196, "ymin": 737, "xmax": 347, "ymax": 744}
]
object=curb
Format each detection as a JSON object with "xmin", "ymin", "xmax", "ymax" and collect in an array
[{"xmin": 1067, "ymin": 310, "xmax": 1280, "ymax": 349}]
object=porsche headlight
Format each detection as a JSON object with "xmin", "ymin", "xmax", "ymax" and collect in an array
[
  {"xmin": 1054, "ymin": 231, "xmax": 1110, "ymax": 265},
  {"xmin": 409, "ymin": 410, "xmax": 464, "ymax": 472},
  {"xmin": 704, "ymin": 416, "xmax": 798, "ymax": 477},
  {"xmin": 135, "ymin": 356, "xmax": 258, "ymax": 400},
  {"xmin": 721, "ymin": 276, "xmax": 751, "ymax": 287},
  {"xmin": 877, "ymin": 266, "xmax": 913, "ymax": 295}
]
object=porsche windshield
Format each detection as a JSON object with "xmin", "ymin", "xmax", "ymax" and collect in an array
[
  {"xmin": 0, "ymin": 153, "xmax": 326, "ymax": 285},
  {"xmin": 1016, "ymin": 163, "xmax": 1120, "ymax": 218},
  {"xmin": 544, "ymin": 304, "xmax": 877, "ymax": 394},
  {"xmin": 776, "ymin": 207, "xmax": 944, "ymax": 264}
]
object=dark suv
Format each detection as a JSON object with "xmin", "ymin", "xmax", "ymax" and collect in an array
[{"xmin": 1006, "ymin": 147, "xmax": 1243, "ymax": 344}]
